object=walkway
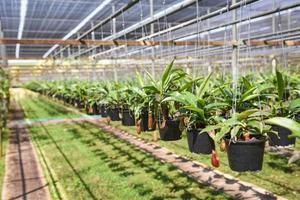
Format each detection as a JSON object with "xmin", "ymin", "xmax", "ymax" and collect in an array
[{"xmin": 2, "ymin": 101, "xmax": 51, "ymax": 200}]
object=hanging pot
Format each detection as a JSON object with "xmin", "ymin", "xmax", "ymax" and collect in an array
[
  {"xmin": 159, "ymin": 119, "xmax": 182, "ymax": 141},
  {"xmin": 76, "ymin": 99, "xmax": 84, "ymax": 108},
  {"xmin": 107, "ymin": 107, "xmax": 120, "ymax": 121},
  {"xmin": 187, "ymin": 128, "xmax": 215, "ymax": 154},
  {"xmin": 139, "ymin": 109, "xmax": 149, "ymax": 131},
  {"xmin": 122, "ymin": 109, "xmax": 135, "ymax": 126},
  {"xmin": 148, "ymin": 111, "xmax": 156, "ymax": 131},
  {"xmin": 224, "ymin": 135, "xmax": 266, "ymax": 172},
  {"xmin": 268, "ymin": 125, "xmax": 296, "ymax": 147},
  {"xmin": 100, "ymin": 104, "xmax": 107, "ymax": 117},
  {"xmin": 92, "ymin": 103, "xmax": 98, "ymax": 115}
]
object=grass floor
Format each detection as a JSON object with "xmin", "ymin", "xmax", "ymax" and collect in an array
[
  {"xmin": 16, "ymin": 89, "xmax": 231, "ymax": 200},
  {"xmin": 111, "ymin": 122, "xmax": 300, "ymax": 200},
  {"xmin": 0, "ymin": 129, "xmax": 8, "ymax": 197},
  {"xmin": 16, "ymin": 88, "xmax": 300, "ymax": 199}
]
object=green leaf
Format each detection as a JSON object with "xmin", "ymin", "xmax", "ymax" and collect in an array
[
  {"xmin": 161, "ymin": 59, "xmax": 175, "ymax": 90},
  {"xmin": 162, "ymin": 91, "xmax": 198, "ymax": 107},
  {"xmin": 183, "ymin": 105, "xmax": 205, "ymax": 119},
  {"xmin": 213, "ymin": 126, "xmax": 230, "ymax": 142},
  {"xmin": 242, "ymin": 94, "xmax": 260, "ymax": 102},
  {"xmin": 237, "ymin": 109, "xmax": 259, "ymax": 120},
  {"xmin": 204, "ymin": 102, "xmax": 230, "ymax": 111},
  {"xmin": 197, "ymin": 72, "xmax": 212, "ymax": 98},
  {"xmin": 242, "ymin": 77, "xmax": 252, "ymax": 90},
  {"xmin": 276, "ymin": 69, "xmax": 284, "ymax": 100},
  {"xmin": 266, "ymin": 117, "xmax": 300, "ymax": 138},
  {"xmin": 135, "ymin": 71, "xmax": 144, "ymax": 87},
  {"xmin": 249, "ymin": 111, "xmax": 271, "ymax": 118},
  {"xmin": 230, "ymin": 125, "xmax": 241, "ymax": 139},
  {"xmin": 241, "ymin": 87, "xmax": 256, "ymax": 102},
  {"xmin": 201, "ymin": 124, "xmax": 223, "ymax": 133},
  {"xmin": 289, "ymin": 99, "xmax": 300, "ymax": 110}
]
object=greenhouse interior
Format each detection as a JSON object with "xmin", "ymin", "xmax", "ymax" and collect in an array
[{"xmin": 0, "ymin": 0, "xmax": 300, "ymax": 199}]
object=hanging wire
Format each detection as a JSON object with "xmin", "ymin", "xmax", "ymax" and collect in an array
[
  {"xmin": 194, "ymin": 0, "xmax": 200, "ymax": 77},
  {"xmin": 232, "ymin": 0, "xmax": 244, "ymax": 115}
]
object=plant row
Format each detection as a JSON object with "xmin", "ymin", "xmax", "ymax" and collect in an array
[
  {"xmin": 25, "ymin": 60, "xmax": 300, "ymax": 172},
  {"xmin": 0, "ymin": 68, "xmax": 9, "ymax": 133}
]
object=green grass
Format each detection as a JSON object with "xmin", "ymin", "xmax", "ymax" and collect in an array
[
  {"xmin": 110, "ymin": 121, "xmax": 300, "ymax": 200},
  {"xmin": 16, "ymin": 89, "xmax": 230, "ymax": 199},
  {"xmin": 0, "ymin": 129, "xmax": 8, "ymax": 197},
  {"xmin": 29, "ymin": 123, "xmax": 230, "ymax": 200}
]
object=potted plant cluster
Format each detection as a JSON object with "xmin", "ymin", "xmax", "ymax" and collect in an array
[
  {"xmin": 25, "ymin": 61, "xmax": 300, "ymax": 172},
  {"xmin": 0, "ymin": 68, "xmax": 10, "ymax": 155}
]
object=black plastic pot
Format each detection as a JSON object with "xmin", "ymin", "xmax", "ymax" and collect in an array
[
  {"xmin": 94, "ymin": 104, "xmax": 99, "ymax": 115},
  {"xmin": 99, "ymin": 105, "xmax": 107, "ymax": 117},
  {"xmin": 140, "ymin": 110, "xmax": 148, "ymax": 131},
  {"xmin": 224, "ymin": 136, "xmax": 266, "ymax": 172},
  {"xmin": 87, "ymin": 104, "xmax": 98, "ymax": 115},
  {"xmin": 75, "ymin": 99, "xmax": 84, "ymax": 108},
  {"xmin": 122, "ymin": 109, "xmax": 135, "ymax": 126},
  {"xmin": 187, "ymin": 128, "xmax": 215, "ymax": 154},
  {"xmin": 159, "ymin": 119, "xmax": 182, "ymax": 141},
  {"xmin": 107, "ymin": 107, "xmax": 120, "ymax": 121},
  {"xmin": 295, "ymin": 114, "xmax": 300, "ymax": 122},
  {"xmin": 268, "ymin": 125, "xmax": 296, "ymax": 147}
]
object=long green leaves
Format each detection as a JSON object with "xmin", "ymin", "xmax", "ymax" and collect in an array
[
  {"xmin": 197, "ymin": 72, "xmax": 212, "ymax": 98},
  {"xmin": 266, "ymin": 117, "xmax": 300, "ymax": 138},
  {"xmin": 276, "ymin": 69, "xmax": 284, "ymax": 100}
]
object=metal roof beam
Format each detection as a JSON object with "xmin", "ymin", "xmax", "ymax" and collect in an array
[
  {"xmin": 77, "ymin": 0, "xmax": 197, "ymax": 58},
  {"xmin": 43, "ymin": 0, "xmax": 114, "ymax": 58}
]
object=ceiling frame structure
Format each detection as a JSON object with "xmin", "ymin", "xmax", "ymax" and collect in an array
[{"xmin": 1, "ymin": 0, "xmax": 300, "ymax": 81}]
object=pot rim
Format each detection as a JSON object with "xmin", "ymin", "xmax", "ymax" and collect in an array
[{"xmin": 224, "ymin": 134, "xmax": 266, "ymax": 144}]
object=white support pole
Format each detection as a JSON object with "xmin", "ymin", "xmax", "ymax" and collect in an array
[
  {"xmin": 91, "ymin": 22, "xmax": 96, "ymax": 56},
  {"xmin": 271, "ymin": 55, "xmax": 277, "ymax": 74},
  {"xmin": 112, "ymin": 5, "xmax": 118, "ymax": 82},
  {"xmin": 150, "ymin": 0, "xmax": 155, "ymax": 78},
  {"xmin": 112, "ymin": 5, "xmax": 116, "ymax": 35},
  {"xmin": 60, "ymin": 46, "xmax": 63, "ymax": 58},
  {"xmin": 0, "ymin": 21, "xmax": 8, "ymax": 68},
  {"xmin": 272, "ymin": 0, "xmax": 277, "ymax": 33},
  {"xmin": 77, "ymin": 33, "xmax": 81, "ymax": 55},
  {"xmin": 231, "ymin": 0, "xmax": 238, "ymax": 89},
  {"xmin": 68, "ymin": 46, "xmax": 71, "ymax": 58},
  {"xmin": 207, "ymin": 8, "xmax": 212, "ymax": 74}
]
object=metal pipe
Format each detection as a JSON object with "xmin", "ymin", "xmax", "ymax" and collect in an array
[
  {"xmin": 79, "ymin": 0, "xmax": 197, "ymax": 58},
  {"xmin": 90, "ymin": 0, "xmax": 259, "ymax": 59},
  {"xmin": 54, "ymin": 0, "xmax": 140, "ymax": 57},
  {"xmin": 232, "ymin": 0, "xmax": 238, "ymax": 89},
  {"xmin": 0, "ymin": 21, "xmax": 8, "ymax": 67},
  {"xmin": 104, "ymin": 2, "xmax": 300, "ymax": 60},
  {"xmin": 175, "ymin": 2, "xmax": 300, "ymax": 41}
]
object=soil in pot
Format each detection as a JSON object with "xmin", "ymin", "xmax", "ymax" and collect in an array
[
  {"xmin": 122, "ymin": 109, "xmax": 135, "ymax": 126},
  {"xmin": 187, "ymin": 128, "xmax": 215, "ymax": 154},
  {"xmin": 107, "ymin": 107, "xmax": 120, "ymax": 121},
  {"xmin": 159, "ymin": 119, "xmax": 182, "ymax": 141},
  {"xmin": 224, "ymin": 136, "xmax": 266, "ymax": 172},
  {"xmin": 268, "ymin": 125, "xmax": 296, "ymax": 147}
]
